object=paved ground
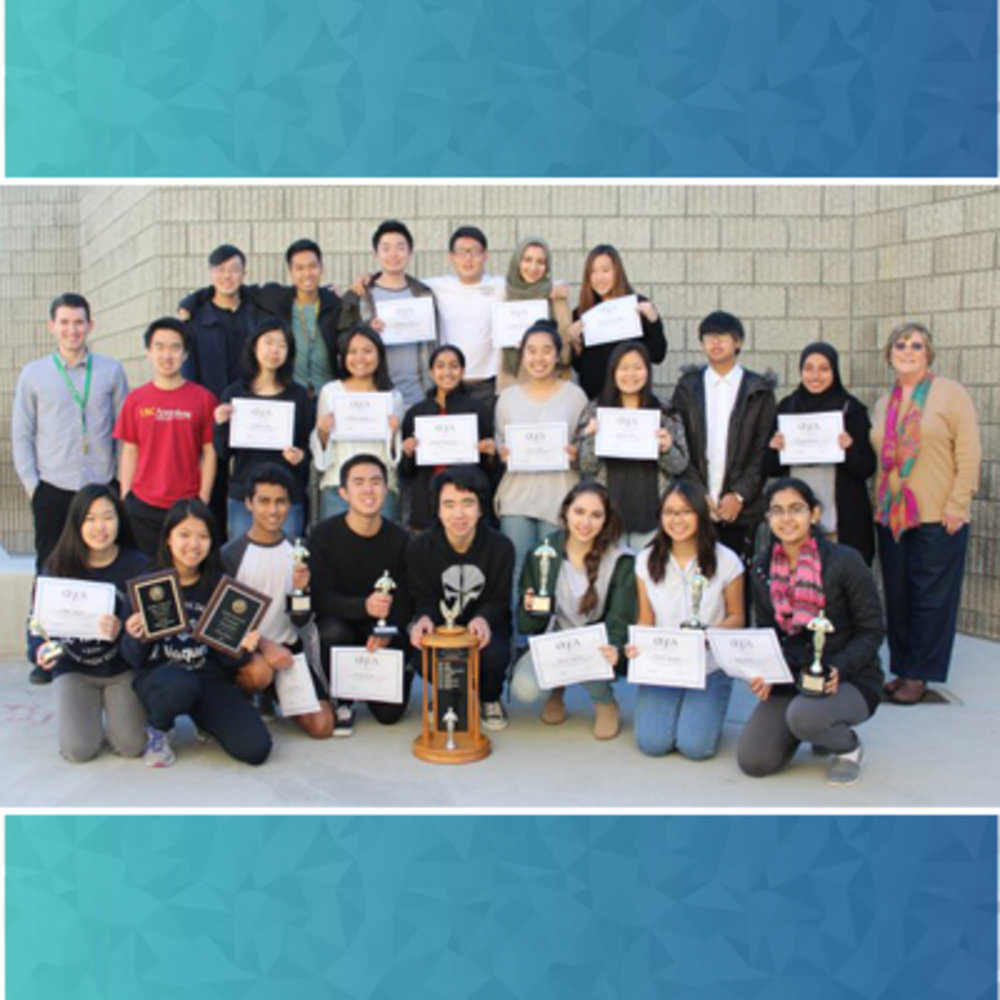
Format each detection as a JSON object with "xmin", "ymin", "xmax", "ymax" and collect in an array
[{"xmin": 2, "ymin": 633, "xmax": 996, "ymax": 809}]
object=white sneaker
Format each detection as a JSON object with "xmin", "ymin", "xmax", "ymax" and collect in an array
[
  {"xmin": 143, "ymin": 726, "xmax": 176, "ymax": 768},
  {"xmin": 827, "ymin": 738, "xmax": 863, "ymax": 787},
  {"xmin": 481, "ymin": 700, "xmax": 509, "ymax": 731},
  {"xmin": 333, "ymin": 703, "xmax": 355, "ymax": 737}
]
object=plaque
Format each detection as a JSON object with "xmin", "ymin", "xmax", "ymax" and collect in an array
[
  {"xmin": 128, "ymin": 569, "xmax": 188, "ymax": 640},
  {"xmin": 192, "ymin": 575, "xmax": 272, "ymax": 657}
]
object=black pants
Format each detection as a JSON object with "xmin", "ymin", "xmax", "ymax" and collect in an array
[
  {"xmin": 125, "ymin": 493, "xmax": 170, "ymax": 557},
  {"xmin": 32, "ymin": 481, "xmax": 76, "ymax": 572}
]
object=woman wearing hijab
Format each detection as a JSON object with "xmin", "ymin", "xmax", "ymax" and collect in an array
[{"xmin": 766, "ymin": 342, "xmax": 877, "ymax": 564}]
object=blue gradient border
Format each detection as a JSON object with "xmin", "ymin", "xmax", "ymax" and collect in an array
[
  {"xmin": 6, "ymin": 0, "xmax": 997, "ymax": 177},
  {"xmin": 6, "ymin": 814, "xmax": 997, "ymax": 998}
]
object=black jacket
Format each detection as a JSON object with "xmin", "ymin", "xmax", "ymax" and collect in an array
[
  {"xmin": 750, "ymin": 537, "xmax": 885, "ymax": 714},
  {"xmin": 671, "ymin": 364, "xmax": 778, "ymax": 525},
  {"xmin": 178, "ymin": 292, "xmax": 261, "ymax": 398}
]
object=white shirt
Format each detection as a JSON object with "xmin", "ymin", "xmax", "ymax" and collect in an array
[
  {"xmin": 234, "ymin": 537, "xmax": 298, "ymax": 645},
  {"xmin": 704, "ymin": 364, "xmax": 743, "ymax": 503},
  {"xmin": 425, "ymin": 274, "xmax": 505, "ymax": 380}
]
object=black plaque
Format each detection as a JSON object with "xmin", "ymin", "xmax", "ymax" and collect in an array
[
  {"xmin": 193, "ymin": 575, "xmax": 271, "ymax": 657},
  {"xmin": 435, "ymin": 647, "xmax": 470, "ymax": 732},
  {"xmin": 128, "ymin": 569, "xmax": 188, "ymax": 640}
]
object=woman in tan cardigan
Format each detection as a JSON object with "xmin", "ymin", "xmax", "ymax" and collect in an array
[{"xmin": 871, "ymin": 322, "xmax": 981, "ymax": 704}]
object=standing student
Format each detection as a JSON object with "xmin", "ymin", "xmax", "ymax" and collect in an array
[
  {"xmin": 31, "ymin": 485, "xmax": 148, "ymax": 762},
  {"xmin": 767, "ymin": 342, "xmax": 876, "ymax": 564},
  {"xmin": 627, "ymin": 480, "xmax": 744, "ymax": 761},
  {"xmin": 511, "ymin": 482, "xmax": 636, "ymax": 740},
  {"xmin": 114, "ymin": 318, "xmax": 217, "ymax": 556},
  {"xmin": 122, "ymin": 499, "xmax": 272, "ymax": 768},
  {"xmin": 213, "ymin": 319, "xmax": 313, "ymax": 540},
  {"xmin": 568, "ymin": 244, "xmax": 667, "ymax": 399},
  {"xmin": 576, "ymin": 341, "xmax": 689, "ymax": 550}
]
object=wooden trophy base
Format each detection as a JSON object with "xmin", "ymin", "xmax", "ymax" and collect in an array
[{"xmin": 412, "ymin": 730, "xmax": 491, "ymax": 765}]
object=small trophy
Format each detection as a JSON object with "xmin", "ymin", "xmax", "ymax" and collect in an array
[
  {"xmin": 443, "ymin": 706, "xmax": 458, "ymax": 751},
  {"xmin": 29, "ymin": 616, "xmax": 64, "ymax": 668},
  {"xmin": 799, "ymin": 610, "xmax": 835, "ymax": 696},
  {"xmin": 679, "ymin": 564, "xmax": 708, "ymax": 630},
  {"xmin": 439, "ymin": 597, "xmax": 461, "ymax": 632},
  {"xmin": 526, "ymin": 539, "xmax": 558, "ymax": 616},
  {"xmin": 286, "ymin": 538, "xmax": 312, "ymax": 618},
  {"xmin": 372, "ymin": 569, "xmax": 398, "ymax": 638}
]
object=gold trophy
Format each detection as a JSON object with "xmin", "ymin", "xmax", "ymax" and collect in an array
[
  {"xmin": 679, "ymin": 564, "xmax": 708, "ymax": 630},
  {"xmin": 286, "ymin": 538, "xmax": 312, "ymax": 617},
  {"xmin": 29, "ymin": 616, "xmax": 65, "ymax": 668},
  {"xmin": 799, "ymin": 610, "xmax": 835, "ymax": 696},
  {"xmin": 526, "ymin": 538, "xmax": 558, "ymax": 616},
  {"xmin": 372, "ymin": 569, "xmax": 398, "ymax": 638}
]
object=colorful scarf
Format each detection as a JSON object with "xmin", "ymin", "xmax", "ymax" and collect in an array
[
  {"xmin": 876, "ymin": 373, "xmax": 934, "ymax": 539},
  {"xmin": 770, "ymin": 536, "xmax": 825, "ymax": 635}
]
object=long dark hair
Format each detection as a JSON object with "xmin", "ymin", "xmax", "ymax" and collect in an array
[
  {"xmin": 596, "ymin": 341, "xmax": 661, "ymax": 408},
  {"xmin": 577, "ymin": 244, "xmax": 633, "ymax": 313},
  {"xmin": 646, "ymin": 479, "xmax": 717, "ymax": 584},
  {"xmin": 154, "ymin": 499, "xmax": 223, "ymax": 584},
  {"xmin": 515, "ymin": 319, "xmax": 562, "ymax": 379},
  {"xmin": 44, "ymin": 484, "xmax": 136, "ymax": 579},
  {"xmin": 240, "ymin": 319, "xmax": 296, "ymax": 387},
  {"xmin": 339, "ymin": 322, "xmax": 393, "ymax": 391},
  {"xmin": 557, "ymin": 481, "xmax": 623, "ymax": 616}
]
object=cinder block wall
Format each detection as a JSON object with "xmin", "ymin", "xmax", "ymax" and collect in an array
[{"xmin": 1, "ymin": 184, "xmax": 996, "ymax": 638}]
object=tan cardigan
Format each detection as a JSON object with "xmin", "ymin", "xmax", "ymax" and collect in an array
[{"xmin": 870, "ymin": 375, "xmax": 981, "ymax": 522}]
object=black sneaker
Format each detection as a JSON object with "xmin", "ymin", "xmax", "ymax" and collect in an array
[
  {"xmin": 333, "ymin": 703, "xmax": 355, "ymax": 737},
  {"xmin": 29, "ymin": 665, "xmax": 52, "ymax": 685}
]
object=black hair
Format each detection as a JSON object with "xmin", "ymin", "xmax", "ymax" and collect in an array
[
  {"xmin": 143, "ymin": 317, "xmax": 189, "ymax": 351},
  {"xmin": 240, "ymin": 318, "xmax": 296, "ymax": 387},
  {"xmin": 208, "ymin": 244, "xmax": 246, "ymax": 268},
  {"xmin": 646, "ymin": 479, "xmax": 718, "ymax": 584},
  {"xmin": 428, "ymin": 343, "xmax": 466, "ymax": 370},
  {"xmin": 247, "ymin": 463, "xmax": 295, "ymax": 500},
  {"xmin": 339, "ymin": 453, "xmax": 388, "ymax": 489},
  {"xmin": 698, "ymin": 310, "xmax": 745, "ymax": 342},
  {"xmin": 339, "ymin": 322, "xmax": 393, "ymax": 391},
  {"xmin": 285, "ymin": 238, "xmax": 322, "ymax": 267},
  {"xmin": 557, "ymin": 481, "xmax": 623, "ymax": 616},
  {"xmin": 515, "ymin": 319, "xmax": 562, "ymax": 376},
  {"xmin": 597, "ymin": 341, "xmax": 661, "ymax": 408},
  {"xmin": 449, "ymin": 226, "xmax": 488, "ymax": 252},
  {"xmin": 154, "ymin": 499, "xmax": 223, "ymax": 583},
  {"xmin": 372, "ymin": 220, "xmax": 414, "ymax": 251},
  {"xmin": 431, "ymin": 465, "xmax": 489, "ymax": 519},
  {"xmin": 49, "ymin": 293, "xmax": 91, "ymax": 322},
  {"xmin": 764, "ymin": 476, "xmax": 821, "ymax": 513},
  {"xmin": 44, "ymin": 484, "xmax": 136, "ymax": 579}
]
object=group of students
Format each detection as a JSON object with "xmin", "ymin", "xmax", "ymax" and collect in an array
[{"xmin": 12, "ymin": 218, "xmax": 982, "ymax": 788}]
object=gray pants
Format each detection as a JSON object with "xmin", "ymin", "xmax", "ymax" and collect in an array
[
  {"xmin": 53, "ymin": 670, "xmax": 148, "ymax": 763},
  {"xmin": 737, "ymin": 683, "xmax": 870, "ymax": 778}
]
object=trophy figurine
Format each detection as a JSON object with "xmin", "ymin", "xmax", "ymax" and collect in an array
[
  {"xmin": 799, "ymin": 610, "xmax": 835, "ymax": 696},
  {"xmin": 439, "ymin": 597, "xmax": 462, "ymax": 632},
  {"xmin": 372, "ymin": 569, "xmax": 398, "ymax": 638},
  {"xmin": 443, "ymin": 706, "xmax": 458, "ymax": 751},
  {"xmin": 29, "ymin": 616, "xmax": 65, "ymax": 668},
  {"xmin": 679, "ymin": 563, "xmax": 708, "ymax": 630},
  {"xmin": 526, "ymin": 538, "xmax": 558, "ymax": 616},
  {"xmin": 286, "ymin": 538, "xmax": 312, "ymax": 618}
]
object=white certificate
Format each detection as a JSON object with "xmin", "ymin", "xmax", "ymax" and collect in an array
[
  {"xmin": 778, "ymin": 412, "xmax": 845, "ymax": 465},
  {"xmin": 626, "ymin": 626, "xmax": 706, "ymax": 689},
  {"xmin": 595, "ymin": 407, "xmax": 660, "ymax": 460},
  {"xmin": 375, "ymin": 297, "xmax": 437, "ymax": 345},
  {"xmin": 706, "ymin": 628, "xmax": 795, "ymax": 685},
  {"xmin": 229, "ymin": 397, "xmax": 295, "ymax": 450},
  {"xmin": 492, "ymin": 299, "xmax": 550, "ymax": 349},
  {"xmin": 32, "ymin": 577, "xmax": 117, "ymax": 640},
  {"xmin": 528, "ymin": 624, "xmax": 614, "ymax": 690},
  {"xmin": 330, "ymin": 647, "xmax": 404, "ymax": 703},
  {"xmin": 331, "ymin": 392, "xmax": 393, "ymax": 441},
  {"xmin": 581, "ymin": 294, "xmax": 641, "ymax": 347},
  {"xmin": 414, "ymin": 413, "xmax": 480, "ymax": 466},
  {"xmin": 274, "ymin": 652, "xmax": 321, "ymax": 717},
  {"xmin": 505, "ymin": 422, "xmax": 569, "ymax": 472}
]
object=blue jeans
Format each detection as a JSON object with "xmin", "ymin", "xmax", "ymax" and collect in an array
[
  {"xmin": 501, "ymin": 514, "xmax": 559, "ymax": 646},
  {"xmin": 509, "ymin": 650, "xmax": 615, "ymax": 705},
  {"xmin": 227, "ymin": 499, "xmax": 304, "ymax": 542},
  {"xmin": 635, "ymin": 669, "xmax": 733, "ymax": 760},
  {"xmin": 319, "ymin": 488, "xmax": 398, "ymax": 523}
]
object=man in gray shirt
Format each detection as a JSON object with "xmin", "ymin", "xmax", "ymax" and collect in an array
[{"xmin": 12, "ymin": 293, "xmax": 129, "ymax": 682}]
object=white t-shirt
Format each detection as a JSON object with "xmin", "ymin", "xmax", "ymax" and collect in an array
[
  {"xmin": 704, "ymin": 364, "xmax": 743, "ymax": 504},
  {"xmin": 425, "ymin": 274, "xmax": 505, "ymax": 380},
  {"xmin": 634, "ymin": 543, "xmax": 743, "ymax": 673},
  {"xmin": 233, "ymin": 537, "xmax": 297, "ymax": 645}
]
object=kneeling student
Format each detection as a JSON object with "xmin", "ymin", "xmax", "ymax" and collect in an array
[{"xmin": 221, "ymin": 464, "xmax": 334, "ymax": 739}]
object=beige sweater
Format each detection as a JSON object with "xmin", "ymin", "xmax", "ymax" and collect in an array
[{"xmin": 870, "ymin": 375, "xmax": 981, "ymax": 522}]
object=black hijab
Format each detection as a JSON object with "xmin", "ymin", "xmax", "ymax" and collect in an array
[{"xmin": 784, "ymin": 342, "xmax": 851, "ymax": 414}]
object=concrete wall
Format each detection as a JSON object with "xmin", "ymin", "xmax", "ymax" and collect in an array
[{"xmin": 1, "ymin": 183, "xmax": 996, "ymax": 637}]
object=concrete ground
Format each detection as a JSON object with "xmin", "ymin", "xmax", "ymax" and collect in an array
[{"xmin": 1, "ymin": 632, "xmax": 997, "ymax": 809}]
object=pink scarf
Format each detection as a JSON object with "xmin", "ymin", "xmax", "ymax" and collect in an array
[{"xmin": 770, "ymin": 536, "xmax": 825, "ymax": 635}]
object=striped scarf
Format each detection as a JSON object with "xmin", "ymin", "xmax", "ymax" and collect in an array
[{"xmin": 770, "ymin": 536, "xmax": 824, "ymax": 635}]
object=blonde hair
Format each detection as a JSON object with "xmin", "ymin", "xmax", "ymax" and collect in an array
[{"xmin": 884, "ymin": 321, "xmax": 935, "ymax": 366}]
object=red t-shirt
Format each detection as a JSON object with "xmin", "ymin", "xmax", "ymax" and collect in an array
[{"xmin": 113, "ymin": 380, "xmax": 217, "ymax": 509}]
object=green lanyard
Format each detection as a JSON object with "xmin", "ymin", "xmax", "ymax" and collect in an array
[{"xmin": 52, "ymin": 351, "xmax": 93, "ymax": 454}]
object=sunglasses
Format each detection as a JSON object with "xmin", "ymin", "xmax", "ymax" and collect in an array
[{"xmin": 892, "ymin": 340, "xmax": 926, "ymax": 352}]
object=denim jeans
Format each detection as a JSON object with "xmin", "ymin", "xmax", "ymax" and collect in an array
[
  {"xmin": 500, "ymin": 514, "xmax": 559, "ymax": 646},
  {"xmin": 509, "ymin": 649, "xmax": 615, "ymax": 705},
  {"xmin": 319, "ymin": 488, "xmax": 398, "ymax": 524},
  {"xmin": 227, "ymin": 499, "xmax": 305, "ymax": 543},
  {"xmin": 635, "ymin": 668, "xmax": 733, "ymax": 760}
]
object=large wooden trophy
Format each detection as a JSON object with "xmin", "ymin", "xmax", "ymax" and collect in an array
[{"xmin": 412, "ymin": 598, "xmax": 491, "ymax": 764}]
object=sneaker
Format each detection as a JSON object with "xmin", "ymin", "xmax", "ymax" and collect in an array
[
  {"xmin": 143, "ymin": 726, "xmax": 176, "ymax": 768},
  {"xmin": 254, "ymin": 687, "xmax": 277, "ymax": 722},
  {"xmin": 481, "ymin": 700, "xmax": 509, "ymax": 731},
  {"xmin": 29, "ymin": 664, "xmax": 52, "ymax": 685},
  {"xmin": 593, "ymin": 699, "xmax": 621, "ymax": 740},
  {"xmin": 333, "ymin": 703, "xmax": 355, "ymax": 738},
  {"xmin": 827, "ymin": 739, "xmax": 863, "ymax": 787},
  {"xmin": 541, "ymin": 687, "xmax": 566, "ymax": 725}
]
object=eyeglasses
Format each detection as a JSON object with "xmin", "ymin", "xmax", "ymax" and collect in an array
[
  {"xmin": 766, "ymin": 504, "xmax": 811, "ymax": 518},
  {"xmin": 892, "ymin": 340, "xmax": 925, "ymax": 352},
  {"xmin": 662, "ymin": 508, "xmax": 695, "ymax": 519},
  {"xmin": 451, "ymin": 247, "xmax": 485, "ymax": 258}
]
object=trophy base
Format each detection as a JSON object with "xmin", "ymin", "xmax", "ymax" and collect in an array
[
  {"xmin": 797, "ymin": 672, "xmax": 829, "ymax": 697},
  {"xmin": 372, "ymin": 624, "xmax": 399, "ymax": 638},
  {"xmin": 678, "ymin": 621, "xmax": 706, "ymax": 631},
  {"xmin": 413, "ymin": 731, "xmax": 491, "ymax": 765},
  {"xmin": 287, "ymin": 594, "xmax": 311, "ymax": 615},
  {"xmin": 526, "ymin": 596, "xmax": 552, "ymax": 616}
]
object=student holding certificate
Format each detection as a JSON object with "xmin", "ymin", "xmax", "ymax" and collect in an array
[
  {"xmin": 122, "ymin": 500, "xmax": 272, "ymax": 768},
  {"xmin": 576, "ymin": 342, "xmax": 689, "ymax": 550},
  {"xmin": 627, "ymin": 480, "xmax": 744, "ymax": 760},
  {"xmin": 737, "ymin": 479, "xmax": 885, "ymax": 787},
  {"xmin": 567, "ymin": 244, "xmax": 667, "ymax": 399},
  {"xmin": 400, "ymin": 345, "xmax": 497, "ymax": 531},
  {"xmin": 213, "ymin": 320, "xmax": 313, "ymax": 540},
  {"xmin": 766, "ymin": 342, "xmax": 876, "ymax": 564},
  {"xmin": 30, "ymin": 484, "xmax": 149, "ymax": 763},
  {"xmin": 511, "ymin": 483, "xmax": 636, "ymax": 739},
  {"xmin": 311, "ymin": 323, "xmax": 404, "ymax": 522}
]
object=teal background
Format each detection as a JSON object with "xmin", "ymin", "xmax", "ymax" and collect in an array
[
  {"xmin": 6, "ymin": 814, "xmax": 997, "ymax": 998},
  {"xmin": 6, "ymin": 0, "xmax": 997, "ymax": 177}
]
